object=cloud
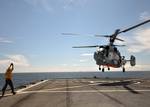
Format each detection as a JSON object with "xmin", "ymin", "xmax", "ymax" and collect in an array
[
  {"xmin": 127, "ymin": 28, "xmax": 150, "ymax": 53},
  {"xmin": 61, "ymin": 63, "xmax": 68, "ymax": 66},
  {"xmin": 126, "ymin": 12, "xmax": 150, "ymax": 53},
  {"xmin": 0, "ymin": 54, "xmax": 30, "ymax": 73},
  {"xmin": 24, "ymin": 0, "xmax": 53, "ymax": 12},
  {"xmin": 24, "ymin": 0, "xmax": 89, "ymax": 12},
  {"xmin": 63, "ymin": 0, "xmax": 88, "ymax": 9},
  {"xmin": 79, "ymin": 59, "xmax": 88, "ymax": 62},
  {"xmin": 0, "ymin": 37, "xmax": 13, "ymax": 43},
  {"xmin": 81, "ymin": 53, "xmax": 93, "ymax": 56},
  {"xmin": 139, "ymin": 11, "xmax": 150, "ymax": 20},
  {"xmin": 0, "ymin": 54, "xmax": 30, "ymax": 67},
  {"xmin": 7, "ymin": 55, "xmax": 30, "ymax": 66}
]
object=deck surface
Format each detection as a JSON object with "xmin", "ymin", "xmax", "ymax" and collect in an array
[{"xmin": 0, "ymin": 78, "xmax": 150, "ymax": 107}]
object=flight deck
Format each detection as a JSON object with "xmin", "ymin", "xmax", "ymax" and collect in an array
[{"xmin": 0, "ymin": 78, "xmax": 150, "ymax": 107}]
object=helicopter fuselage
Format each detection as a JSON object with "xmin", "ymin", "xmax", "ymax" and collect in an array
[{"xmin": 94, "ymin": 45, "xmax": 123, "ymax": 68}]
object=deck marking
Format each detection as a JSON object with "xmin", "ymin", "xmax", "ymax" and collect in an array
[
  {"xmin": 41, "ymin": 79, "xmax": 141, "ymax": 91},
  {"xmin": 18, "ymin": 89, "xmax": 150, "ymax": 94},
  {"xmin": 41, "ymin": 83, "xmax": 100, "ymax": 91},
  {"xmin": 17, "ymin": 80, "xmax": 49, "ymax": 93},
  {"xmin": 3, "ymin": 89, "xmax": 150, "ymax": 97}
]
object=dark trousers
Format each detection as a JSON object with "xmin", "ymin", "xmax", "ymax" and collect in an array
[{"xmin": 2, "ymin": 79, "xmax": 15, "ymax": 96}]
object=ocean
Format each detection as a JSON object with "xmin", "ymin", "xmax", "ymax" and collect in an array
[{"xmin": 0, "ymin": 71, "xmax": 150, "ymax": 89}]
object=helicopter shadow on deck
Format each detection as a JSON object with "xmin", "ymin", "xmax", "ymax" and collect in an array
[{"xmin": 97, "ymin": 80, "xmax": 140, "ymax": 94}]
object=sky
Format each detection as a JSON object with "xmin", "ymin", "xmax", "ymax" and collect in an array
[{"xmin": 0, "ymin": 0, "xmax": 150, "ymax": 72}]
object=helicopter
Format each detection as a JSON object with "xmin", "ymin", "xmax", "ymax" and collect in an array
[{"xmin": 62, "ymin": 19, "xmax": 150, "ymax": 72}]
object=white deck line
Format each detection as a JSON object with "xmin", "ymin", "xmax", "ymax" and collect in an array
[
  {"xmin": 19, "ymin": 89, "xmax": 150, "ymax": 93},
  {"xmin": 3, "ymin": 89, "xmax": 150, "ymax": 97},
  {"xmin": 17, "ymin": 80, "xmax": 48, "ymax": 93}
]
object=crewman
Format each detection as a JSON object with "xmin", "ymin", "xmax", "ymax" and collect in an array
[{"xmin": 1, "ymin": 63, "xmax": 16, "ymax": 97}]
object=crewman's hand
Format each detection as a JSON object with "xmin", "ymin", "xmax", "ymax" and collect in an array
[{"xmin": 10, "ymin": 63, "xmax": 14, "ymax": 66}]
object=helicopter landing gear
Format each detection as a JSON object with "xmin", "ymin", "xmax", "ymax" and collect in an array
[
  {"xmin": 99, "ymin": 65, "xmax": 101, "ymax": 70},
  {"xmin": 99, "ymin": 65, "xmax": 104, "ymax": 72},
  {"xmin": 102, "ymin": 68, "xmax": 105, "ymax": 72},
  {"xmin": 99, "ymin": 66, "xmax": 104, "ymax": 72},
  {"xmin": 123, "ymin": 67, "xmax": 125, "ymax": 72}
]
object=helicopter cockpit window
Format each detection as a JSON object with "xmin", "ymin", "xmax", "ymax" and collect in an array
[
  {"xmin": 97, "ymin": 47, "xmax": 104, "ymax": 52},
  {"xmin": 99, "ymin": 47, "xmax": 104, "ymax": 52}
]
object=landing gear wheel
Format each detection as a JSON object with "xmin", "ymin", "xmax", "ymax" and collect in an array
[
  {"xmin": 123, "ymin": 67, "xmax": 125, "ymax": 72},
  {"xmin": 108, "ymin": 67, "xmax": 110, "ymax": 70},
  {"xmin": 102, "ymin": 68, "xmax": 104, "ymax": 72},
  {"xmin": 99, "ymin": 67, "xmax": 101, "ymax": 70}
]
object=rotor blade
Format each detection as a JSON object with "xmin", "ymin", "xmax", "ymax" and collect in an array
[
  {"xmin": 95, "ymin": 35, "xmax": 110, "ymax": 37},
  {"xmin": 113, "ymin": 45, "xmax": 126, "ymax": 47},
  {"xmin": 119, "ymin": 19, "xmax": 150, "ymax": 33},
  {"xmin": 73, "ymin": 45, "xmax": 100, "ymax": 48},
  {"xmin": 62, "ymin": 33, "xmax": 80, "ymax": 35},
  {"xmin": 62, "ymin": 33, "xmax": 93, "ymax": 37},
  {"xmin": 115, "ymin": 37, "xmax": 125, "ymax": 42}
]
